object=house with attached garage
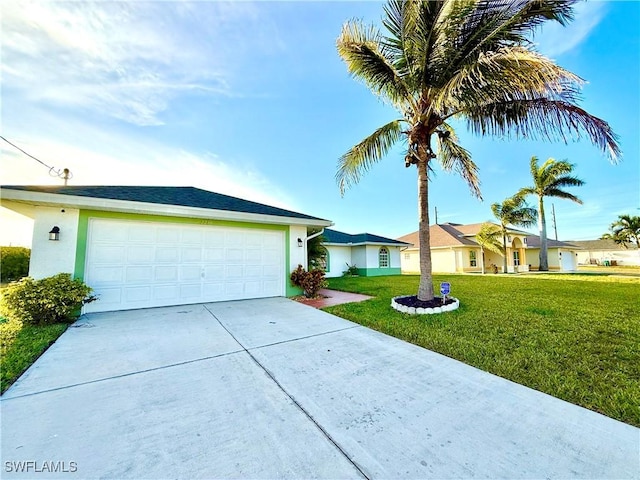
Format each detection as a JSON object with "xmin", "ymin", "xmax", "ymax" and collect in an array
[
  {"xmin": 398, "ymin": 222, "xmax": 579, "ymax": 274},
  {"xmin": 0, "ymin": 185, "xmax": 332, "ymax": 313},
  {"xmin": 320, "ymin": 228, "xmax": 411, "ymax": 278}
]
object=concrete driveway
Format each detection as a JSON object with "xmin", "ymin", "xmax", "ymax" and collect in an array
[{"xmin": 1, "ymin": 298, "xmax": 637, "ymax": 479}]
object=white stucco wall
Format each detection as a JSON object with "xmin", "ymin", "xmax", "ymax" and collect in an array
[
  {"xmin": 401, "ymin": 249, "xmax": 420, "ymax": 273},
  {"xmin": 289, "ymin": 225, "xmax": 307, "ymax": 271},
  {"xmin": 29, "ymin": 206, "xmax": 79, "ymax": 279},
  {"xmin": 431, "ymin": 249, "xmax": 456, "ymax": 273},
  {"xmin": 351, "ymin": 246, "xmax": 367, "ymax": 270},
  {"xmin": 325, "ymin": 245, "xmax": 352, "ymax": 278}
]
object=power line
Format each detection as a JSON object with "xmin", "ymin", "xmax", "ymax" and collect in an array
[
  {"xmin": 1, "ymin": 135, "xmax": 54, "ymax": 169},
  {"xmin": 1, "ymin": 135, "xmax": 73, "ymax": 184}
]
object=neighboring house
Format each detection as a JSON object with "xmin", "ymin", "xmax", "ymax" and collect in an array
[
  {"xmin": 0, "ymin": 185, "xmax": 332, "ymax": 313},
  {"xmin": 398, "ymin": 222, "xmax": 579, "ymax": 274},
  {"xmin": 568, "ymin": 239, "xmax": 640, "ymax": 266},
  {"xmin": 321, "ymin": 228, "xmax": 411, "ymax": 278}
]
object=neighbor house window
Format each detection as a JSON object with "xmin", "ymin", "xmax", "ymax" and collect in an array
[
  {"xmin": 469, "ymin": 250, "xmax": 477, "ymax": 267},
  {"xmin": 322, "ymin": 251, "xmax": 329, "ymax": 272},
  {"xmin": 513, "ymin": 251, "xmax": 520, "ymax": 266},
  {"xmin": 404, "ymin": 253, "xmax": 410, "ymax": 260},
  {"xmin": 379, "ymin": 247, "xmax": 389, "ymax": 268}
]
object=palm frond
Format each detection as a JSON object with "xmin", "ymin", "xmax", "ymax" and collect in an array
[
  {"xmin": 429, "ymin": 0, "xmax": 578, "ymax": 88},
  {"xmin": 336, "ymin": 120, "xmax": 404, "ymax": 195},
  {"xmin": 544, "ymin": 188, "xmax": 582, "ymax": 204},
  {"xmin": 433, "ymin": 47, "xmax": 582, "ymax": 116},
  {"xmin": 337, "ymin": 21, "xmax": 412, "ymax": 108},
  {"xmin": 464, "ymin": 98, "xmax": 621, "ymax": 162},
  {"xmin": 435, "ymin": 123, "xmax": 481, "ymax": 199}
]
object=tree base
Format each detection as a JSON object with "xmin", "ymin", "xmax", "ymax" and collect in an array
[{"xmin": 391, "ymin": 295, "xmax": 459, "ymax": 315}]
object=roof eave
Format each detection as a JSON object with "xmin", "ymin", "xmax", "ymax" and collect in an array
[{"xmin": 0, "ymin": 189, "xmax": 333, "ymax": 228}]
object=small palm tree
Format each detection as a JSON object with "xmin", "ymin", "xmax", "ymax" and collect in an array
[
  {"xmin": 602, "ymin": 215, "xmax": 640, "ymax": 249},
  {"xmin": 491, "ymin": 196, "xmax": 537, "ymax": 273},
  {"xmin": 474, "ymin": 223, "xmax": 504, "ymax": 274},
  {"xmin": 517, "ymin": 156, "xmax": 584, "ymax": 271},
  {"xmin": 336, "ymin": 0, "xmax": 619, "ymax": 301}
]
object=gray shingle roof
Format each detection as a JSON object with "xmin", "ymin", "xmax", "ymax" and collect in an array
[
  {"xmin": 1, "ymin": 185, "xmax": 329, "ymax": 222},
  {"xmin": 323, "ymin": 228, "xmax": 410, "ymax": 246}
]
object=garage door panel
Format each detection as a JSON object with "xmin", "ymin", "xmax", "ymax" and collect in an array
[
  {"xmin": 85, "ymin": 219, "xmax": 285, "ymax": 312},
  {"xmin": 181, "ymin": 247, "xmax": 202, "ymax": 262},
  {"xmin": 264, "ymin": 280, "xmax": 281, "ymax": 296},
  {"xmin": 155, "ymin": 266, "xmax": 178, "ymax": 282},
  {"xmin": 126, "ymin": 266, "xmax": 153, "ymax": 283},
  {"xmin": 202, "ymin": 282, "xmax": 224, "ymax": 298},
  {"xmin": 244, "ymin": 281, "xmax": 262, "ymax": 296},
  {"xmin": 156, "ymin": 226, "xmax": 180, "ymax": 243},
  {"xmin": 180, "ymin": 284, "xmax": 202, "ymax": 298},
  {"xmin": 181, "ymin": 230, "xmax": 203, "ymax": 244},
  {"xmin": 225, "ymin": 282, "xmax": 244, "ymax": 296},
  {"xmin": 90, "ymin": 266, "xmax": 124, "ymax": 284},
  {"xmin": 180, "ymin": 266, "xmax": 201, "ymax": 282},
  {"xmin": 129, "ymin": 226, "xmax": 155, "ymax": 242},
  {"xmin": 226, "ymin": 232, "xmax": 244, "ymax": 245},
  {"xmin": 246, "ymin": 249, "xmax": 262, "ymax": 262},
  {"xmin": 95, "ymin": 288, "xmax": 122, "ymax": 305},
  {"xmin": 154, "ymin": 285, "xmax": 179, "ymax": 300},
  {"xmin": 125, "ymin": 286, "xmax": 152, "ymax": 302},
  {"xmin": 204, "ymin": 248, "xmax": 224, "ymax": 262},
  {"xmin": 204, "ymin": 265, "xmax": 224, "ymax": 278},
  {"xmin": 245, "ymin": 265, "xmax": 262, "ymax": 278},
  {"xmin": 128, "ymin": 246, "xmax": 154, "ymax": 263},
  {"xmin": 92, "ymin": 245, "xmax": 125, "ymax": 263},
  {"xmin": 156, "ymin": 247, "xmax": 179, "ymax": 263},
  {"xmin": 226, "ymin": 248, "xmax": 243, "ymax": 262},
  {"xmin": 226, "ymin": 265, "xmax": 243, "ymax": 278}
]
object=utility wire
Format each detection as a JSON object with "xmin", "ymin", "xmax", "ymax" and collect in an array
[
  {"xmin": 1, "ymin": 134, "xmax": 73, "ymax": 184},
  {"xmin": 0, "ymin": 135, "xmax": 54, "ymax": 170}
]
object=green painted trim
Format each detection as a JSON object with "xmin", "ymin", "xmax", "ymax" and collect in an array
[
  {"xmin": 75, "ymin": 210, "xmax": 296, "ymax": 297},
  {"xmin": 357, "ymin": 267, "xmax": 402, "ymax": 277}
]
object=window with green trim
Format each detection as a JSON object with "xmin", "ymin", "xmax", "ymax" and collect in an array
[
  {"xmin": 469, "ymin": 250, "xmax": 477, "ymax": 267},
  {"xmin": 379, "ymin": 247, "xmax": 389, "ymax": 268}
]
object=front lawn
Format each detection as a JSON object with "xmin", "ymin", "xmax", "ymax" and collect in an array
[
  {"xmin": 0, "ymin": 317, "xmax": 68, "ymax": 394},
  {"xmin": 325, "ymin": 274, "xmax": 640, "ymax": 427}
]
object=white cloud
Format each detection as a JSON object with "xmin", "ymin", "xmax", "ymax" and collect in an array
[
  {"xmin": 534, "ymin": 1, "xmax": 607, "ymax": 57},
  {"xmin": 1, "ymin": 1, "xmax": 282, "ymax": 125}
]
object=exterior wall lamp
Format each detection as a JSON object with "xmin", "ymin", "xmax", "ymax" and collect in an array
[
  {"xmin": 49, "ymin": 226, "xmax": 60, "ymax": 241},
  {"xmin": 297, "ymin": 237, "xmax": 303, "ymax": 248}
]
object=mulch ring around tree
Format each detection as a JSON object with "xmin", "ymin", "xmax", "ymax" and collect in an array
[{"xmin": 393, "ymin": 295, "xmax": 455, "ymax": 309}]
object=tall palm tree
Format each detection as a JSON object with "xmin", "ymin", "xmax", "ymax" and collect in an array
[
  {"xmin": 474, "ymin": 223, "xmax": 504, "ymax": 274},
  {"xmin": 602, "ymin": 215, "xmax": 640, "ymax": 249},
  {"xmin": 336, "ymin": 0, "xmax": 619, "ymax": 301},
  {"xmin": 491, "ymin": 196, "xmax": 537, "ymax": 273},
  {"xmin": 517, "ymin": 156, "xmax": 584, "ymax": 271}
]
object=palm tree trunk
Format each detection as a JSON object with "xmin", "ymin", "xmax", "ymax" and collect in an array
[
  {"xmin": 502, "ymin": 229, "xmax": 508, "ymax": 273},
  {"xmin": 417, "ymin": 154, "xmax": 434, "ymax": 301},
  {"xmin": 538, "ymin": 196, "xmax": 548, "ymax": 271},
  {"xmin": 481, "ymin": 247, "xmax": 485, "ymax": 274}
]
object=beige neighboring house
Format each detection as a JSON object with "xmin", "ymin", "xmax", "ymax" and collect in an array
[
  {"xmin": 568, "ymin": 239, "xmax": 640, "ymax": 266},
  {"xmin": 398, "ymin": 222, "xmax": 580, "ymax": 274}
]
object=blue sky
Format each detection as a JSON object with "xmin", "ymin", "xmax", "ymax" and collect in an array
[{"xmin": 2, "ymin": 1, "xmax": 639, "ymax": 247}]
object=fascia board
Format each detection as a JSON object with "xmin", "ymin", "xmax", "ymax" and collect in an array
[{"xmin": 0, "ymin": 189, "xmax": 333, "ymax": 228}]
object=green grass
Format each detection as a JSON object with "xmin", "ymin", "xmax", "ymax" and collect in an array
[
  {"xmin": 325, "ymin": 274, "xmax": 640, "ymax": 427},
  {"xmin": 1, "ymin": 317, "xmax": 68, "ymax": 394}
]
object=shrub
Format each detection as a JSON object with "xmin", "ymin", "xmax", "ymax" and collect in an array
[
  {"xmin": 342, "ymin": 263, "xmax": 359, "ymax": 277},
  {"xmin": 1, "ymin": 247, "xmax": 31, "ymax": 282},
  {"xmin": 290, "ymin": 264, "xmax": 327, "ymax": 298},
  {"xmin": 0, "ymin": 273, "xmax": 98, "ymax": 326}
]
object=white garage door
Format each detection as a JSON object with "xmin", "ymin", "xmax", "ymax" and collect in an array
[{"xmin": 84, "ymin": 219, "xmax": 285, "ymax": 313}]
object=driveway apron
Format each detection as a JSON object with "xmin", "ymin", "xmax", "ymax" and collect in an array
[{"xmin": 1, "ymin": 298, "xmax": 638, "ymax": 479}]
